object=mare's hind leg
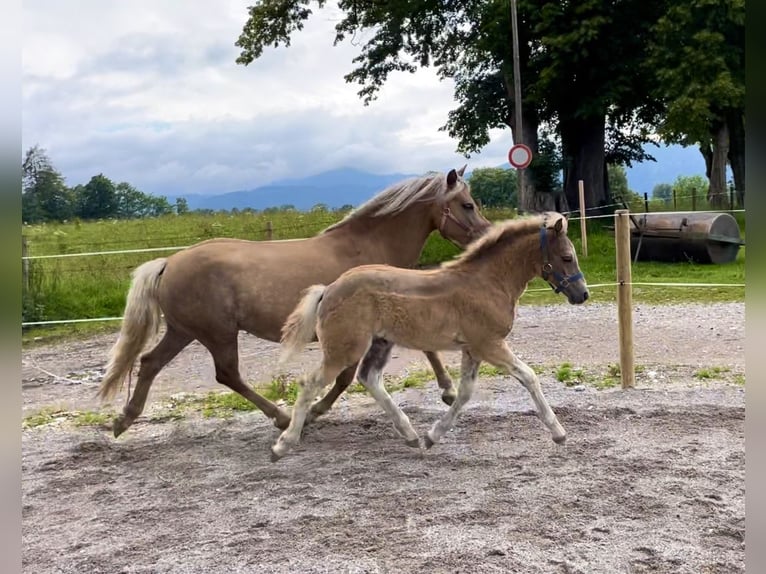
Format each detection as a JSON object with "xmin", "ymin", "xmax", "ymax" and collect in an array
[
  {"xmin": 424, "ymin": 351, "xmax": 457, "ymax": 406},
  {"xmin": 205, "ymin": 338, "xmax": 291, "ymax": 430},
  {"xmin": 305, "ymin": 364, "xmax": 358, "ymax": 424},
  {"xmin": 424, "ymin": 349, "xmax": 480, "ymax": 448},
  {"xmin": 113, "ymin": 326, "xmax": 193, "ymax": 438},
  {"xmin": 271, "ymin": 362, "xmax": 346, "ymax": 461},
  {"xmin": 358, "ymin": 338, "xmax": 420, "ymax": 447},
  {"xmin": 480, "ymin": 340, "xmax": 566, "ymax": 444}
]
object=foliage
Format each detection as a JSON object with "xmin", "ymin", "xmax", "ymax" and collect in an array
[
  {"xmin": 468, "ymin": 168, "xmax": 517, "ymax": 208},
  {"xmin": 652, "ymin": 183, "xmax": 673, "ymax": 203},
  {"xmin": 21, "ymin": 146, "xmax": 181, "ymax": 223}
]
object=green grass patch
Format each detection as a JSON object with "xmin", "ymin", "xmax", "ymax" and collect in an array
[
  {"xmin": 555, "ymin": 362, "xmax": 588, "ymax": 386},
  {"xmin": 733, "ymin": 373, "xmax": 745, "ymax": 386},
  {"xmin": 694, "ymin": 366, "xmax": 732, "ymax": 380},
  {"xmin": 258, "ymin": 376, "xmax": 300, "ymax": 405},
  {"xmin": 21, "ymin": 208, "xmax": 745, "ymax": 343},
  {"xmin": 23, "ymin": 407, "xmax": 114, "ymax": 429}
]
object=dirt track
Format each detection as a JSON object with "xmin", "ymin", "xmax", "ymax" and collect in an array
[{"xmin": 22, "ymin": 302, "xmax": 745, "ymax": 573}]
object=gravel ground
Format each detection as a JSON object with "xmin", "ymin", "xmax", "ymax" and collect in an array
[{"xmin": 22, "ymin": 302, "xmax": 745, "ymax": 573}]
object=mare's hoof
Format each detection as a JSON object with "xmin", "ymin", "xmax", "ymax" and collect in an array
[
  {"xmin": 423, "ymin": 435, "xmax": 435, "ymax": 450},
  {"xmin": 405, "ymin": 437, "xmax": 421, "ymax": 449},
  {"xmin": 274, "ymin": 416, "xmax": 291, "ymax": 431},
  {"xmin": 441, "ymin": 392, "xmax": 456, "ymax": 406},
  {"xmin": 112, "ymin": 417, "xmax": 129, "ymax": 438},
  {"xmin": 552, "ymin": 434, "xmax": 567, "ymax": 445}
]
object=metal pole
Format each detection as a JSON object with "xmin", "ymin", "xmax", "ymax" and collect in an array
[
  {"xmin": 578, "ymin": 180, "xmax": 587, "ymax": 257},
  {"xmin": 510, "ymin": 0, "xmax": 525, "ymax": 208}
]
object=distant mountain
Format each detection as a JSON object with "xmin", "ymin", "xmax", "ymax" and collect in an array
[
  {"xmin": 170, "ymin": 167, "xmax": 415, "ymax": 212},
  {"xmin": 624, "ymin": 144, "xmax": 709, "ymax": 196},
  {"xmin": 166, "ymin": 145, "xmax": 719, "ymax": 211}
]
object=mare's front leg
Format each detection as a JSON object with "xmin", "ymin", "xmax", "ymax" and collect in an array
[
  {"xmin": 424, "ymin": 349, "xmax": 480, "ymax": 448},
  {"xmin": 424, "ymin": 351, "xmax": 457, "ymax": 406},
  {"xmin": 480, "ymin": 340, "xmax": 566, "ymax": 444},
  {"xmin": 358, "ymin": 338, "xmax": 421, "ymax": 448}
]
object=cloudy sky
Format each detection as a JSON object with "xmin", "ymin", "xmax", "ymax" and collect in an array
[{"xmin": 22, "ymin": 0, "xmax": 513, "ymax": 197}]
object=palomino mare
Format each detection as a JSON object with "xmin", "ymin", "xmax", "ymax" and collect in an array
[
  {"xmin": 98, "ymin": 167, "xmax": 491, "ymax": 436},
  {"xmin": 273, "ymin": 213, "xmax": 588, "ymax": 460}
]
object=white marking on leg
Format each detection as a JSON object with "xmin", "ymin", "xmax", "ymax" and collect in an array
[
  {"xmin": 508, "ymin": 354, "xmax": 566, "ymax": 443},
  {"xmin": 272, "ymin": 371, "xmax": 323, "ymax": 459},
  {"xmin": 359, "ymin": 366, "xmax": 419, "ymax": 445}
]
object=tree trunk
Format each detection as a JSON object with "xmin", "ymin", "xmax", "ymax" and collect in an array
[
  {"xmin": 727, "ymin": 111, "xmax": 745, "ymax": 207},
  {"xmin": 560, "ymin": 115, "xmax": 608, "ymax": 212},
  {"xmin": 707, "ymin": 121, "xmax": 729, "ymax": 209}
]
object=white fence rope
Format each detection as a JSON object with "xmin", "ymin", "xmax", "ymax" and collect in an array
[
  {"xmin": 22, "ymin": 208, "xmax": 747, "ymax": 260},
  {"xmin": 22, "ymin": 281, "xmax": 745, "ymax": 327}
]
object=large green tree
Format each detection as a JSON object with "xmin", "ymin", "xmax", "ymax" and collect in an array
[
  {"xmin": 22, "ymin": 145, "xmax": 74, "ymax": 222},
  {"xmin": 467, "ymin": 167, "xmax": 517, "ymax": 209},
  {"xmin": 235, "ymin": 0, "xmax": 663, "ymax": 213},
  {"xmin": 76, "ymin": 174, "xmax": 118, "ymax": 220},
  {"xmin": 648, "ymin": 0, "xmax": 745, "ymax": 208}
]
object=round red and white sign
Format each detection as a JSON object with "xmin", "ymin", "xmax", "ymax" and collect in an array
[{"xmin": 508, "ymin": 144, "xmax": 532, "ymax": 169}]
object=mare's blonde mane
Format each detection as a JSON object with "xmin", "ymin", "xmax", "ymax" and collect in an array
[{"xmin": 323, "ymin": 172, "xmax": 467, "ymax": 232}]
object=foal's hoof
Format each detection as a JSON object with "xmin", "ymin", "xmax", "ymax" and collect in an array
[
  {"xmin": 552, "ymin": 433, "xmax": 567, "ymax": 445},
  {"xmin": 112, "ymin": 416, "xmax": 130, "ymax": 438},
  {"xmin": 423, "ymin": 435, "xmax": 435, "ymax": 450},
  {"xmin": 405, "ymin": 437, "xmax": 421, "ymax": 449},
  {"xmin": 270, "ymin": 446, "xmax": 286, "ymax": 462},
  {"xmin": 441, "ymin": 392, "xmax": 456, "ymax": 407}
]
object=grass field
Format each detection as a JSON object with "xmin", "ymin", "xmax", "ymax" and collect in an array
[{"xmin": 21, "ymin": 207, "xmax": 745, "ymax": 343}]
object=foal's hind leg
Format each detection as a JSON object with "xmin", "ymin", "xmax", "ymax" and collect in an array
[
  {"xmin": 305, "ymin": 364, "xmax": 358, "ymax": 424},
  {"xmin": 358, "ymin": 338, "xmax": 420, "ymax": 447},
  {"xmin": 480, "ymin": 340, "xmax": 566, "ymax": 443},
  {"xmin": 425, "ymin": 351, "xmax": 457, "ymax": 406},
  {"xmin": 113, "ymin": 326, "xmax": 193, "ymax": 438},
  {"xmin": 271, "ymin": 362, "xmax": 346, "ymax": 461},
  {"xmin": 205, "ymin": 338, "xmax": 291, "ymax": 430},
  {"xmin": 424, "ymin": 349, "xmax": 480, "ymax": 448}
]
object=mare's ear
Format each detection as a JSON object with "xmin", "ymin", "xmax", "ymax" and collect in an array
[
  {"xmin": 457, "ymin": 164, "xmax": 467, "ymax": 177},
  {"xmin": 447, "ymin": 169, "xmax": 458, "ymax": 187},
  {"xmin": 554, "ymin": 217, "xmax": 564, "ymax": 235}
]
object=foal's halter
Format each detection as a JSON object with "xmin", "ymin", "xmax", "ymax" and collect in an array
[
  {"xmin": 539, "ymin": 225, "xmax": 584, "ymax": 295},
  {"xmin": 439, "ymin": 207, "xmax": 475, "ymax": 243}
]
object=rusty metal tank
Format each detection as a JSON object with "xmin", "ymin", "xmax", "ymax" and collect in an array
[{"xmin": 629, "ymin": 212, "xmax": 744, "ymax": 264}]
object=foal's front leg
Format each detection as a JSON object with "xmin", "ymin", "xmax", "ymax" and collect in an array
[
  {"xmin": 481, "ymin": 340, "xmax": 566, "ymax": 444},
  {"xmin": 424, "ymin": 350, "xmax": 480, "ymax": 449}
]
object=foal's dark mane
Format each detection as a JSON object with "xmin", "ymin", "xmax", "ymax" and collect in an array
[{"xmin": 446, "ymin": 214, "xmax": 555, "ymax": 268}]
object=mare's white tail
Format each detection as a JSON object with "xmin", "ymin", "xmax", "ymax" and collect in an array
[{"xmin": 97, "ymin": 258, "xmax": 167, "ymax": 402}]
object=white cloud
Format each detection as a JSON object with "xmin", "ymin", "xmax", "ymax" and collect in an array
[{"xmin": 22, "ymin": 0, "xmax": 513, "ymax": 196}]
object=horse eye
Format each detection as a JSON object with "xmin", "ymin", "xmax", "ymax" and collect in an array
[
  {"xmin": 562, "ymin": 255, "xmax": 573, "ymax": 262},
  {"xmin": 462, "ymin": 202, "xmax": 474, "ymax": 210}
]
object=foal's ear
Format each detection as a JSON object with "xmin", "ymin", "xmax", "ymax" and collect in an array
[
  {"xmin": 457, "ymin": 164, "xmax": 467, "ymax": 177},
  {"xmin": 447, "ymin": 168, "xmax": 458, "ymax": 187},
  {"xmin": 554, "ymin": 217, "xmax": 564, "ymax": 234}
]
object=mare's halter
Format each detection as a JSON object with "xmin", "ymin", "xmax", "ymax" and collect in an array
[
  {"xmin": 539, "ymin": 224, "xmax": 584, "ymax": 296},
  {"xmin": 439, "ymin": 207, "xmax": 476, "ymax": 245}
]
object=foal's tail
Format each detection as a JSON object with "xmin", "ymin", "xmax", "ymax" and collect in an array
[
  {"xmin": 279, "ymin": 284, "xmax": 326, "ymax": 366},
  {"xmin": 98, "ymin": 258, "xmax": 167, "ymax": 402}
]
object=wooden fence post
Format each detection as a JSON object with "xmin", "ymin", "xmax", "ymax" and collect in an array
[
  {"xmin": 615, "ymin": 210, "xmax": 635, "ymax": 389},
  {"xmin": 577, "ymin": 179, "xmax": 588, "ymax": 257},
  {"xmin": 266, "ymin": 221, "xmax": 273, "ymax": 241},
  {"xmin": 692, "ymin": 188, "xmax": 697, "ymax": 211},
  {"xmin": 673, "ymin": 188, "xmax": 677, "ymax": 211},
  {"xmin": 22, "ymin": 235, "xmax": 29, "ymax": 293},
  {"xmin": 643, "ymin": 192, "xmax": 649, "ymax": 213}
]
